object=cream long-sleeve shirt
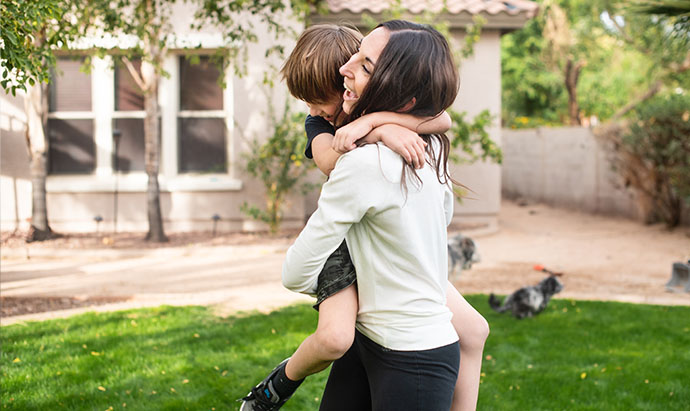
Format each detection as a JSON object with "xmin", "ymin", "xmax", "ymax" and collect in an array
[{"xmin": 282, "ymin": 142, "xmax": 458, "ymax": 351}]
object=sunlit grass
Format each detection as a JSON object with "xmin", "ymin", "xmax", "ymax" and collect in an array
[{"xmin": 1, "ymin": 296, "xmax": 688, "ymax": 410}]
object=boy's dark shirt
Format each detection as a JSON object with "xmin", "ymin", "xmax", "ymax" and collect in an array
[{"xmin": 304, "ymin": 114, "xmax": 335, "ymax": 159}]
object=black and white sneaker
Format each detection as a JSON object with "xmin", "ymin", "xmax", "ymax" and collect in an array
[{"xmin": 239, "ymin": 359, "xmax": 292, "ymax": 411}]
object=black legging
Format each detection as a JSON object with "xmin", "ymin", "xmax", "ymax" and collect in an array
[{"xmin": 319, "ymin": 330, "xmax": 460, "ymax": 411}]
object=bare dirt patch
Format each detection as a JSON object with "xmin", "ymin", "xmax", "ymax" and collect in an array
[
  {"xmin": 1, "ymin": 296, "xmax": 131, "ymax": 318},
  {"xmin": 1, "ymin": 229, "xmax": 300, "ymax": 251},
  {"xmin": 452, "ymin": 201, "xmax": 690, "ymax": 306}
]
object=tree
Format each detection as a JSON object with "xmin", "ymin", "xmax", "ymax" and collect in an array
[
  {"xmin": 1, "ymin": 0, "xmax": 86, "ymax": 241},
  {"xmin": 541, "ymin": 0, "xmax": 589, "ymax": 125},
  {"xmin": 601, "ymin": 0, "xmax": 690, "ymax": 121},
  {"xmin": 502, "ymin": 0, "xmax": 689, "ymax": 128}
]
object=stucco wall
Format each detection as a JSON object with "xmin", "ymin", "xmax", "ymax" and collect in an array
[
  {"xmin": 449, "ymin": 29, "xmax": 502, "ymax": 230},
  {"xmin": 501, "ymin": 127, "xmax": 640, "ymax": 219},
  {"xmin": 2, "ymin": 12, "xmax": 505, "ymax": 234}
]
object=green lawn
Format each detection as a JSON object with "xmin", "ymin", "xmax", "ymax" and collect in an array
[{"xmin": 1, "ymin": 296, "xmax": 688, "ymax": 410}]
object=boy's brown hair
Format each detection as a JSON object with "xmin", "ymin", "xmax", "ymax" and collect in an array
[{"xmin": 281, "ymin": 24, "xmax": 362, "ymax": 104}]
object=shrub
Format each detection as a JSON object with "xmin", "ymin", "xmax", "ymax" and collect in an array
[
  {"xmin": 617, "ymin": 93, "xmax": 690, "ymax": 227},
  {"xmin": 241, "ymin": 100, "xmax": 315, "ymax": 234}
]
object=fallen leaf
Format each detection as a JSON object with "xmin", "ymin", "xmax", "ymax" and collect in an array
[
  {"xmin": 98, "ymin": 386, "xmax": 106, "ymax": 392},
  {"xmin": 170, "ymin": 387, "xmax": 176, "ymax": 393},
  {"xmin": 645, "ymin": 379, "xmax": 649, "ymax": 384},
  {"xmin": 221, "ymin": 370, "xmax": 228, "ymax": 376},
  {"xmin": 485, "ymin": 355, "xmax": 492, "ymax": 361},
  {"xmin": 194, "ymin": 333, "xmax": 200, "ymax": 338},
  {"xmin": 182, "ymin": 379, "xmax": 189, "ymax": 384},
  {"xmin": 91, "ymin": 351, "xmax": 100, "ymax": 356}
]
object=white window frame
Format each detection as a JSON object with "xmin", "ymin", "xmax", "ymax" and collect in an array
[{"xmin": 47, "ymin": 53, "xmax": 241, "ymax": 193}]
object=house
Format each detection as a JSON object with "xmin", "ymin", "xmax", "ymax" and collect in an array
[{"xmin": 0, "ymin": 0, "xmax": 537, "ymax": 235}]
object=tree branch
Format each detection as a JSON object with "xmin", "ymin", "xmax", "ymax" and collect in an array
[
  {"xmin": 608, "ymin": 50, "xmax": 689, "ymax": 122},
  {"xmin": 122, "ymin": 56, "xmax": 147, "ymax": 92},
  {"xmin": 610, "ymin": 79, "xmax": 663, "ymax": 121}
]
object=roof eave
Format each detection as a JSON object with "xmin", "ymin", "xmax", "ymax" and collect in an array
[{"xmin": 309, "ymin": 10, "xmax": 536, "ymax": 31}]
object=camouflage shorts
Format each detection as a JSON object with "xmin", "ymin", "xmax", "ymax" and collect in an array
[{"xmin": 314, "ymin": 240, "xmax": 357, "ymax": 310}]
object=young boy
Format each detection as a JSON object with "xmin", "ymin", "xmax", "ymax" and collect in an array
[{"xmin": 240, "ymin": 24, "xmax": 489, "ymax": 411}]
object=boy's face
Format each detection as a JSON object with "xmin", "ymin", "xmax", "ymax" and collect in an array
[{"xmin": 306, "ymin": 99, "xmax": 340, "ymax": 123}]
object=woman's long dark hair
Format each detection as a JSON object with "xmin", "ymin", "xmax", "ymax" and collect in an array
[{"xmin": 345, "ymin": 20, "xmax": 461, "ymax": 189}]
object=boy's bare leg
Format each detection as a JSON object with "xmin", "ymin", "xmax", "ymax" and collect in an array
[
  {"xmin": 446, "ymin": 283, "xmax": 490, "ymax": 411},
  {"xmin": 285, "ymin": 284, "xmax": 359, "ymax": 381}
]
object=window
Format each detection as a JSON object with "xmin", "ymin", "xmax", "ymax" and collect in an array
[
  {"xmin": 177, "ymin": 56, "xmax": 227, "ymax": 173},
  {"xmin": 48, "ymin": 58, "xmax": 95, "ymax": 174},
  {"xmin": 113, "ymin": 59, "xmax": 146, "ymax": 172},
  {"xmin": 44, "ymin": 52, "xmax": 239, "ymax": 194}
]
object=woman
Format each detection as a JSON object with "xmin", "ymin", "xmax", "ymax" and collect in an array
[{"xmin": 282, "ymin": 20, "xmax": 463, "ymax": 410}]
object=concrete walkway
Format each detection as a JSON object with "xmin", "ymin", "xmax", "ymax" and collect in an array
[{"xmin": 1, "ymin": 242, "xmax": 312, "ymax": 325}]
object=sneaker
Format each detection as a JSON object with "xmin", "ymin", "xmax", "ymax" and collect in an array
[{"xmin": 239, "ymin": 358, "xmax": 292, "ymax": 411}]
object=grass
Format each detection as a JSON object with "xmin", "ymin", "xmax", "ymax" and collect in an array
[{"xmin": 1, "ymin": 296, "xmax": 689, "ymax": 410}]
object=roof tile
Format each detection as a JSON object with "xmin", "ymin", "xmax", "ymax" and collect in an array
[{"xmin": 325, "ymin": 0, "xmax": 538, "ymax": 17}]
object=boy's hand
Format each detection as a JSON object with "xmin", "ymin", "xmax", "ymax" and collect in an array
[
  {"xmin": 374, "ymin": 124, "xmax": 428, "ymax": 169},
  {"xmin": 332, "ymin": 118, "xmax": 375, "ymax": 154}
]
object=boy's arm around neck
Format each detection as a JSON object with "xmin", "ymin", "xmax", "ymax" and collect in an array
[{"xmin": 311, "ymin": 132, "xmax": 341, "ymax": 177}]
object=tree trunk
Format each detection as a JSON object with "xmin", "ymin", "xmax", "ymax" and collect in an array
[
  {"xmin": 141, "ymin": 44, "xmax": 167, "ymax": 242},
  {"xmin": 24, "ymin": 82, "xmax": 57, "ymax": 242},
  {"xmin": 565, "ymin": 58, "xmax": 583, "ymax": 126}
]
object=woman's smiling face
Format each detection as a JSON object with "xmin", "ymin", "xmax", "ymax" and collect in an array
[{"xmin": 338, "ymin": 27, "xmax": 390, "ymax": 114}]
